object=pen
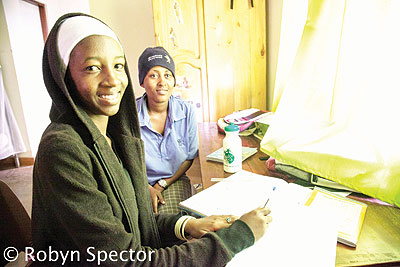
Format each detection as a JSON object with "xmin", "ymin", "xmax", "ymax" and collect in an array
[
  {"xmin": 263, "ymin": 186, "xmax": 276, "ymax": 208},
  {"xmin": 259, "ymin": 156, "xmax": 270, "ymax": 161}
]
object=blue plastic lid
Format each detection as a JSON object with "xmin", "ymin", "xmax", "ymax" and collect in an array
[{"xmin": 225, "ymin": 123, "xmax": 239, "ymax": 132}]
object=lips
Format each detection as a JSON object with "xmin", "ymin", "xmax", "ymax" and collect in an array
[
  {"xmin": 98, "ymin": 91, "xmax": 121, "ymax": 105},
  {"xmin": 156, "ymin": 89, "xmax": 169, "ymax": 95}
]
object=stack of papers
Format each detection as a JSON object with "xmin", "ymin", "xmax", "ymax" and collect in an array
[{"xmin": 224, "ymin": 108, "xmax": 269, "ymax": 125}]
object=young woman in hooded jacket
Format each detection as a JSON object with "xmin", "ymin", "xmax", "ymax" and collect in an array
[{"xmin": 31, "ymin": 12, "xmax": 272, "ymax": 266}]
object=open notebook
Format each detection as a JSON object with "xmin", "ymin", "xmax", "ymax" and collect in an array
[{"xmin": 179, "ymin": 170, "xmax": 367, "ymax": 266}]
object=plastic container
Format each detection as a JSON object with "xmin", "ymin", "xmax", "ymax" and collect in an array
[{"xmin": 223, "ymin": 123, "xmax": 242, "ymax": 173}]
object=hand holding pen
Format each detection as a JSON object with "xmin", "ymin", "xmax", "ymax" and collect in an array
[{"xmin": 240, "ymin": 206, "xmax": 272, "ymax": 242}]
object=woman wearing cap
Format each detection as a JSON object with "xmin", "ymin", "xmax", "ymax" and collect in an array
[
  {"xmin": 32, "ymin": 12, "xmax": 272, "ymax": 266},
  {"xmin": 136, "ymin": 47, "xmax": 197, "ymax": 214}
]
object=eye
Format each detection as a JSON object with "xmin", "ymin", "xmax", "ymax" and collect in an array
[
  {"xmin": 85, "ymin": 65, "xmax": 100, "ymax": 72},
  {"xmin": 149, "ymin": 73, "xmax": 159, "ymax": 79},
  {"xmin": 165, "ymin": 73, "xmax": 172, "ymax": 79},
  {"xmin": 115, "ymin": 63, "xmax": 124, "ymax": 70}
]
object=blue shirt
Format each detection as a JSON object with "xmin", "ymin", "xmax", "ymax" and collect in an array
[{"xmin": 136, "ymin": 94, "xmax": 199, "ymax": 185}]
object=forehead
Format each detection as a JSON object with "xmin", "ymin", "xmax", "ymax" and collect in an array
[
  {"xmin": 70, "ymin": 35, "xmax": 124, "ymax": 60},
  {"xmin": 148, "ymin": 65, "xmax": 171, "ymax": 73}
]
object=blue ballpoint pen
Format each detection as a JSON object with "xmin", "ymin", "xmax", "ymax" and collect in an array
[{"xmin": 263, "ymin": 186, "xmax": 276, "ymax": 208}]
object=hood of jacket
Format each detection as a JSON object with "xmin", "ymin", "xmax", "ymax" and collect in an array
[{"xmin": 43, "ymin": 12, "xmax": 140, "ymax": 142}]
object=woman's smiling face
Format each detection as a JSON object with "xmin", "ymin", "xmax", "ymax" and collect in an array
[
  {"xmin": 68, "ymin": 35, "xmax": 128, "ymax": 120},
  {"xmin": 141, "ymin": 65, "xmax": 174, "ymax": 105}
]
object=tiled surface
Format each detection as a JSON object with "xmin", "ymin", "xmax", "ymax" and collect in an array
[{"xmin": 0, "ymin": 166, "xmax": 33, "ymax": 217}]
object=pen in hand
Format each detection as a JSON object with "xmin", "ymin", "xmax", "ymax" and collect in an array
[{"xmin": 263, "ymin": 186, "xmax": 276, "ymax": 208}]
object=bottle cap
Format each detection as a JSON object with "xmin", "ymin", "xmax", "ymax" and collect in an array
[{"xmin": 225, "ymin": 123, "xmax": 239, "ymax": 132}]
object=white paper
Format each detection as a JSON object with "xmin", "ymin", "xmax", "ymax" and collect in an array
[{"xmin": 227, "ymin": 206, "xmax": 338, "ymax": 267}]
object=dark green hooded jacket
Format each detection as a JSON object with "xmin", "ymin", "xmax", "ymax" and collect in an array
[{"xmin": 32, "ymin": 13, "xmax": 254, "ymax": 266}]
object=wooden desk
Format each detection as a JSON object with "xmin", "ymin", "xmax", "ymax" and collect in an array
[{"xmin": 198, "ymin": 122, "xmax": 400, "ymax": 267}]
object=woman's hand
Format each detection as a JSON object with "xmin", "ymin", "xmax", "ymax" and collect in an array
[
  {"xmin": 184, "ymin": 215, "xmax": 239, "ymax": 239},
  {"xmin": 239, "ymin": 207, "xmax": 272, "ymax": 242},
  {"xmin": 148, "ymin": 184, "xmax": 165, "ymax": 213}
]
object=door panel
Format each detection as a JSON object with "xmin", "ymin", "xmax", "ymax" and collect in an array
[{"xmin": 153, "ymin": 0, "xmax": 209, "ymax": 121}]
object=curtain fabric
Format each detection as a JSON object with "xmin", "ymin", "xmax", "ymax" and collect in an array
[
  {"xmin": 0, "ymin": 66, "xmax": 26, "ymax": 160},
  {"xmin": 261, "ymin": 0, "xmax": 400, "ymax": 207}
]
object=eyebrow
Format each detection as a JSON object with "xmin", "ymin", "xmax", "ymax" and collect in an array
[
  {"xmin": 84, "ymin": 55, "xmax": 125, "ymax": 62},
  {"xmin": 150, "ymin": 68, "xmax": 172, "ymax": 74}
]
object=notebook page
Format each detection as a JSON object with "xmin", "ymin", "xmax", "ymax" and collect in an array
[{"xmin": 227, "ymin": 205, "xmax": 338, "ymax": 267}]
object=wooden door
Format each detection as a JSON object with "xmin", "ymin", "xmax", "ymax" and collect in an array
[
  {"xmin": 204, "ymin": 0, "xmax": 266, "ymax": 121},
  {"xmin": 152, "ymin": 0, "xmax": 210, "ymax": 122},
  {"xmin": 152, "ymin": 0, "xmax": 266, "ymax": 122}
]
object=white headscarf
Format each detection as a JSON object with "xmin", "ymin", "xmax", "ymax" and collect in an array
[{"xmin": 57, "ymin": 16, "xmax": 123, "ymax": 70}]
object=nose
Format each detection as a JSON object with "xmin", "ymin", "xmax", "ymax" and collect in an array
[
  {"xmin": 157, "ymin": 75, "xmax": 167, "ymax": 86},
  {"xmin": 102, "ymin": 68, "xmax": 120, "ymax": 87}
]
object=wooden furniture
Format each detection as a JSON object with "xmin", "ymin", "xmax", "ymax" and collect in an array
[
  {"xmin": 198, "ymin": 122, "xmax": 400, "ymax": 266},
  {"xmin": 152, "ymin": 0, "xmax": 266, "ymax": 122},
  {"xmin": 0, "ymin": 180, "xmax": 31, "ymax": 266}
]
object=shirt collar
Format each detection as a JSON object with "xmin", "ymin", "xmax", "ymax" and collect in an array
[{"xmin": 137, "ymin": 94, "xmax": 186, "ymax": 127}]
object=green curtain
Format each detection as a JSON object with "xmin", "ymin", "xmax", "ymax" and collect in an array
[{"xmin": 261, "ymin": 0, "xmax": 400, "ymax": 207}]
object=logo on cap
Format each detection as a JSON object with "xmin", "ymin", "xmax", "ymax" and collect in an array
[
  {"xmin": 164, "ymin": 55, "xmax": 171, "ymax": 63},
  {"xmin": 148, "ymin": 55, "xmax": 162, "ymax": 61}
]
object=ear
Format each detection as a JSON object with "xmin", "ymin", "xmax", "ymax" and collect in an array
[{"xmin": 140, "ymin": 83, "xmax": 145, "ymax": 88}]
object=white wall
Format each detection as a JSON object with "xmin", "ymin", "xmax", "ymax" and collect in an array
[
  {"xmin": 0, "ymin": 0, "xmax": 90, "ymax": 158},
  {"xmin": 89, "ymin": 0, "xmax": 156, "ymax": 98},
  {"xmin": 16, "ymin": 1, "xmax": 49, "ymax": 158}
]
